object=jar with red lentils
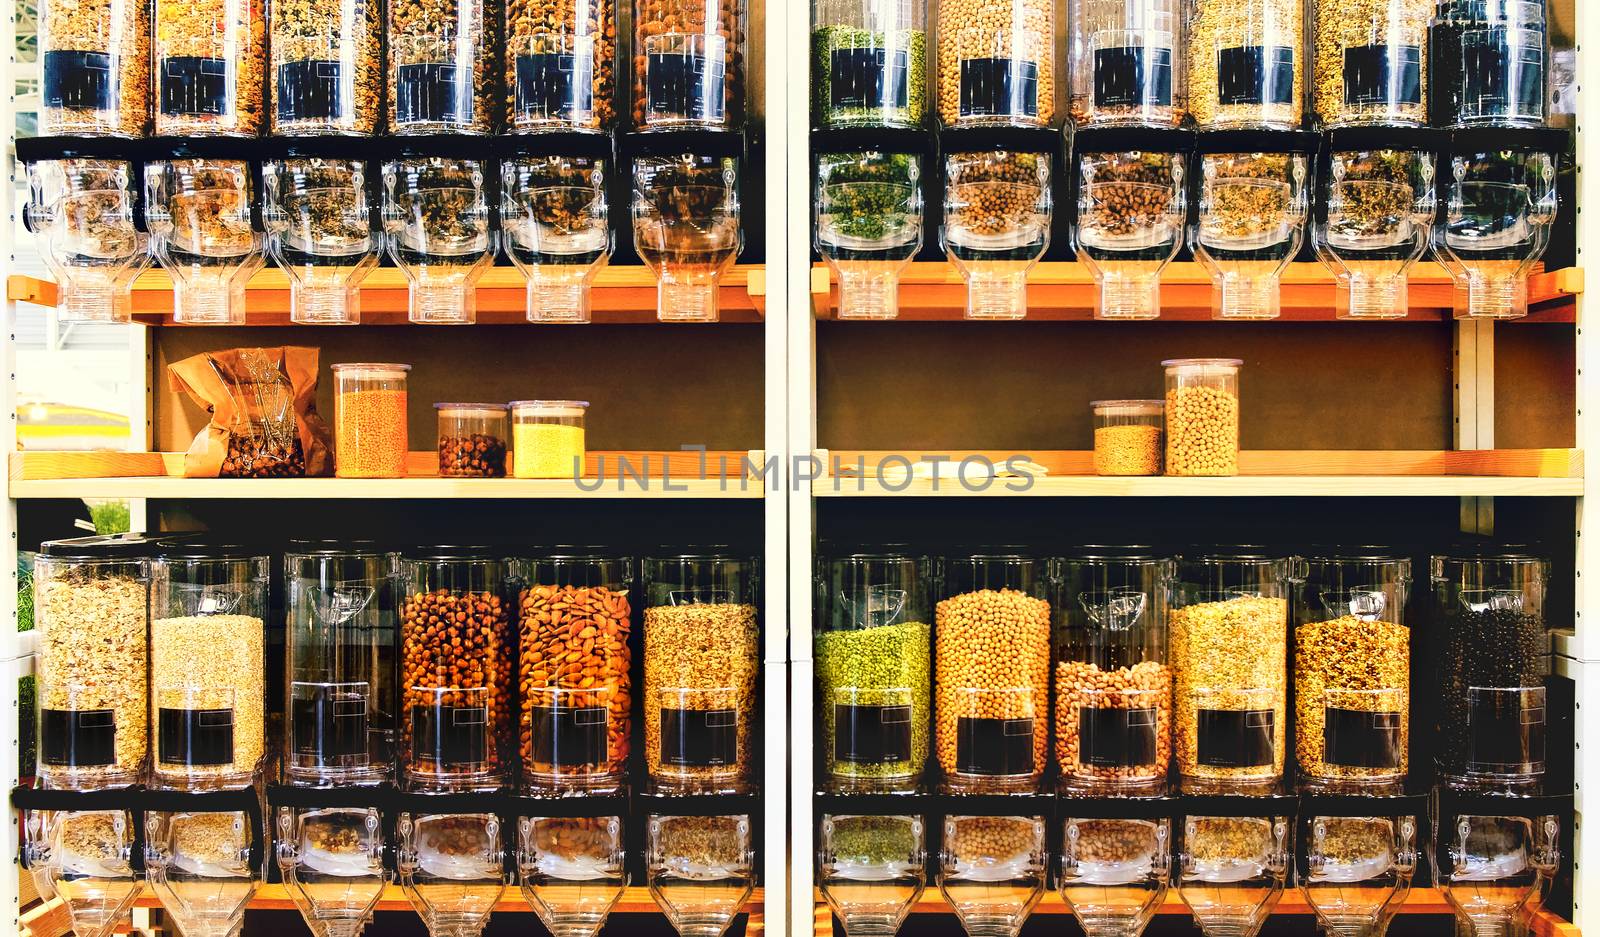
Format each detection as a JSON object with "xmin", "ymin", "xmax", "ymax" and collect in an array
[
  {"xmin": 333, "ymin": 363, "xmax": 410, "ymax": 479},
  {"xmin": 399, "ymin": 547, "xmax": 514, "ymax": 792}
]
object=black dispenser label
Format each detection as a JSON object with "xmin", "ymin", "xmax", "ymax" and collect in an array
[
  {"xmin": 411, "ymin": 704, "xmax": 487, "ymax": 767},
  {"xmin": 1094, "ymin": 46, "xmax": 1173, "ymax": 108},
  {"xmin": 1196, "ymin": 708, "xmax": 1274, "ymax": 767},
  {"xmin": 160, "ymin": 56, "xmax": 229, "ymax": 115},
  {"xmin": 43, "ymin": 50, "xmax": 112, "ymax": 110},
  {"xmin": 158, "ymin": 708, "xmax": 235, "ymax": 766},
  {"xmin": 515, "ymin": 53, "xmax": 593, "ymax": 119},
  {"xmin": 1343, "ymin": 44, "xmax": 1422, "ymax": 105},
  {"xmin": 955, "ymin": 716, "xmax": 1033, "ymax": 775},
  {"xmin": 531, "ymin": 705, "xmax": 608, "ymax": 767},
  {"xmin": 1217, "ymin": 45, "xmax": 1295, "ymax": 106},
  {"xmin": 277, "ymin": 60, "xmax": 344, "ymax": 121},
  {"xmin": 395, "ymin": 63, "xmax": 462, "ymax": 124},
  {"xmin": 661, "ymin": 707, "xmax": 738, "ymax": 766},
  {"xmin": 1467, "ymin": 690, "xmax": 1546, "ymax": 770},
  {"xmin": 292, "ymin": 688, "xmax": 368, "ymax": 762},
  {"xmin": 829, "ymin": 47, "xmax": 910, "ymax": 110},
  {"xmin": 41, "ymin": 709, "xmax": 116, "ymax": 767},
  {"xmin": 1078, "ymin": 706, "xmax": 1159, "ymax": 767},
  {"xmin": 646, "ymin": 51, "xmax": 725, "ymax": 121},
  {"xmin": 833, "ymin": 704, "xmax": 913, "ymax": 764},
  {"xmin": 959, "ymin": 57, "xmax": 1038, "ymax": 117},
  {"xmin": 1323, "ymin": 707, "xmax": 1403, "ymax": 768},
  {"xmin": 1463, "ymin": 31, "xmax": 1545, "ymax": 116}
]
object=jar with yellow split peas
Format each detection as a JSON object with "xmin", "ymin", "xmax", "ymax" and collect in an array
[
  {"xmin": 1092, "ymin": 400, "xmax": 1163, "ymax": 476},
  {"xmin": 333, "ymin": 363, "xmax": 410, "ymax": 478},
  {"xmin": 512, "ymin": 400, "xmax": 588, "ymax": 479},
  {"xmin": 512, "ymin": 551, "xmax": 633, "ymax": 794},
  {"xmin": 1162, "ymin": 358, "xmax": 1241, "ymax": 476}
]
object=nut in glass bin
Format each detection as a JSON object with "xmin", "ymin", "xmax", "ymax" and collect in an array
[
  {"xmin": 276, "ymin": 806, "xmax": 387, "ymax": 937},
  {"xmin": 632, "ymin": 154, "xmax": 742, "ymax": 322},
  {"xmin": 1440, "ymin": 815, "xmax": 1559, "ymax": 937},
  {"xmin": 941, "ymin": 150, "xmax": 1050, "ymax": 320},
  {"xmin": 502, "ymin": 155, "xmax": 612, "ymax": 323},
  {"xmin": 1313, "ymin": 149, "xmax": 1435, "ymax": 320},
  {"xmin": 815, "ymin": 151, "xmax": 923, "ymax": 320},
  {"xmin": 1434, "ymin": 150, "xmax": 1558, "ymax": 320},
  {"xmin": 262, "ymin": 158, "xmax": 380, "ymax": 325},
  {"xmin": 1074, "ymin": 151, "xmax": 1184, "ymax": 320},
  {"xmin": 382, "ymin": 157, "xmax": 496, "ymax": 325},
  {"xmin": 1175, "ymin": 815, "xmax": 1288, "ymax": 937},
  {"xmin": 144, "ymin": 159, "xmax": 266, "ymax": 325},
  {"xmin": 819, "ymin": 814, "xmax": 926, "ymax": 937},
  {"xmin": 25, "ymin": 158, "xmax": 148, "ymax": 323},
  {"xmin": 647, "ymin": 814, "xmax": 756, "ymax": 937},
  {"xmin": 1298, "ymin": 815, "xmax": 1416, "ymax": 937},
  {"xmin": 145, "ymin": 810, "xmax": 261, "ymax": 937},
  {"xmin": 24, "ymin": 809, "xmax": 143, "ymax": 937},
  {"xmin": 517, "ymin": 816, "xmax": 628, "ymax": 937},
  {"xmin": 937, "ymin": 815, "xmax": 1047, "ymax": 937},
  {"xmin": 1058, "ymin": 817, "xmax": 1170, "ymax": 937},
  {"xmin": 1191, "ymin": 153, "xmax": 1309, "ymax": 320},
  {"xmin": 397, "ymin": 812, "xmax": 509, "ymax": 937}
]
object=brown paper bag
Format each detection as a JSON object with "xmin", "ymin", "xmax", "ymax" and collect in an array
[{"xmin": 167, "ymin": 347, "xmax": 333, "ymax": 477}]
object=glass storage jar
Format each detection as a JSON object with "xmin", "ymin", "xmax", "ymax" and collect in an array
[
  {"xmin": 399, "ymin": 548, "xmax": 514, "ymax": 792},
  {"xmin": 501, "ymin": 155, "xmax": 612, "ymax": 323},
  {"xmin": 1298, "ymin": 814, "xmax": 1417, "ymax": 936},
  {"xmin": 436, "ymin": 403, "xmax": 509, "ymax": 477},
  {"xmin": 283, "ymin": 540, "xmax": 399, "ymax": 786},
  {"xmin": 262, "ymin": 156, "xmax": 380, "ymax": 325},
  {"xmin": 816, "ymin": 151, "xmax": 923, "ymax": 320},
  {"xmin": 388, "ymin": 0, "xmax": 494, "ymax": 133},
  {"xmin": 145, "ymin": 809, "xmax": 261, "ymax": 937},
  {"xmin": 1187, "ymin": 0, "xmax": 1304, "ymax": 129},
  {"xmin": 646, "ymin": 815, "xmax": 756, "ymax": 934},
  {"xmin": 34, "ymin": 535, "xmax": 154, "ymax": 790},
  {"xmin": 24, "ymin": 808, "xmax": 143, "ymax": 937},
  {"xmin": 1170, "ymin": 550, "xmax": 1291, "ymax": 795},
  {"xmin": 812, "ymin": 0, "xmax": 927, "ymax": 129},
  {"xmin": 820, "ymin": 814, "xmax": 926, "ymax": 937},
  {"xmin": 333, "ymin": 363, "xmax": 410, "ymax": 479},
  {"xmin": 937, "ymin": 816, "xmax": 1047, "ymax": 937},
  {"xmin": 1068, "ymin": 0, "xmax": 1183, "ymax": 127},
  {"xmin": 1431, "ymin": 547, "xmax": 1549, "ymax": 792},
  {"xmin": 1192, "ymin": 152, "xmax": 1310, "ymax": 320},
  {"xmin": 514, "ymin": 552, "xmax": 633, "ymax": 794},
  {"xmin": 1176, "ymin": 815, "xmax": 1289, "ymax": 935},
  {"xmin": 942, "ymin": 149, "xmax": 1050, "ymax": 320},
  {"xmin": 1058, "ymin": 817, "xmax": 1170, "ymax": 937},
  {"xmin": 1091, "ymin": 401, "xmax": 1164, "ymax": 476},
  {"xmin": 153, "ymin": 0, "xmax": 264, "ymax": 135},
  {"xmin": 382, "ymin": 156, "xmax": 496, "ymax": 325},
  {"xmin": 516, "ymin": 816, "xmax": 628, "ymax": 934},
  {"xmin": 1075, "ymin": 150, "xmax": 1185, "ymax": 320},
  {"xmin": 935, "ymin": 553, "xmax": 1050, "ymax": 794},
  {"xmin": 1292, "ymin": 551, "xmax": 1411, "ymax": 790},
  {"xmin": 506, "ymin": 0, "xmax": 616, "ymax": 131},
  {"xmin": 632, "ymin": 0, "xmax": 746, "ymax": 128},
  {"xmin": 268, "ymin": 0, "xmax": 379, "ymax": 134},
  {"xmin": 1313, "ymin": 147, "xmax": 1436, "ymax": 319},
  {"xmin": 1052, "ymin": 548, "xmax": 1174, "ymax": 796},
  {"xmin": 150, "ymin": 542, "xmax": 268, "ymax": 792},
  {"xmin": 1430, "ymin": 0, "xmax": 1547, "ymax": 128},
  {"xmin": 1312, "ymin": 0, "xmax": 1430, "ymax": 127},
  {"xmin": 643, "ymin": 553, "xmax": 760, "ymax": 794},
  {"xmin": 935, "ymin": 0, "xmax": 1054, "ymax": 127},
  {"xmin": 144, "ymin": 158, "xmax": 265, "ymax": 325},
  {"xmin": 1436, "ymin": 148, "xmax": 1558, "ymax": 320},
  {"xmin": 511, "ymin": 400, "xmax": 588, "ymax": 479},
  {"xmin": 633, "ymin": 153, "xmax": 742, "ymax": 322},
  {"xmin": 275, "ymin": 806, "xmax": 386, "ymax": 937},
  {"xmin": 815, "ymin": 552, "xmax": 932, "ymax": 793},
  {"xmin": 25, "ymin": 158, "xmax": 148, "ymax": 324},
  {"xmin": 39, "ymin": 0, "xmax": 149, "ymax": 135},
  {"xmin": 1439, "ymin": 814, "xmax": 1559, "ymax": 937},
  {"xmin": 397, "ymin": 812, "xmax": 508, "ymax": 936},
  {"xmin": 1163, "ymin": 358, "xmax": 1242, "ymax": 476}
]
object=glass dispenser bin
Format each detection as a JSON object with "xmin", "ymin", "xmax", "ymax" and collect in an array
[
  {"xmin": 383, "ymin": 155, "xmax": 496, "ymax": 324},
  {"xmin": 816, "ymin": 151, "xmax": 923, "ymax": 320},
  {"xmin": 812, "ymin": 0, "xmax": 928, "ymax": 129},
  {"xmin": 145, "ymin": 158, "xmax": 266, "ymax": 325},
  {"xmin": 1058, "ymin": 816, "xmax": 1170, "ymax": 937},
  {"xmin": 145, "ymin": 809, "xmax": 262, "ymax": 937},
  {"xmin": 517, "ymin": 816, "xmax": 628, "ymax": 937},
  {"xmin": 1314, "ymin": 147, "xmax": 1436, "ymax": 319},
  {"xmin": 388, "ymin": 0, "xmax": 495, "ymax": 133},
  {"xmin": 1068, "ymin": 0, "xmax": 1183, "ymax": 127},
  {"xmin": 1187, "ymin": 0, "xmax": 1305, "ymax": 129},
  {"xmin": 632, "ymin": 0, "xmax": 746, "ymax": 129},
  {"xmin": 1191, "ymin": 152, "xmax": 1309, "ymax": 320},
  {"xmin": 153, "ymin": 0, "xmax": 264, "ymax": 135},
  {"xmin": 25, "ymin": 808, "xmax": 144, "ymax": 937},
  {"xmin": 506, "ymin": 0, "xmax": 616, "ymax": 132},
  {"xmin": 275, "ymin": 807, "xmax": 386, "ymax": 937},
  {"xmin": 819, "ymin": 814, "xmax": 926, "ymax": 937},
  {"xmin": 268, "ymin": 0, "xmax": 379, "ymax": 134},
  {"xmin": 1312, "ymin": 0, "xmax": 1430, "ymax": 127},
  {"xmin": 647, "ymin": 815, "xmax": 756, "ymax": 937},
  {"xmin": 942, "ymin": 150, "xmax": 1051, "ymax": 320},
  {"xmin": 1435, "ymin": 147, "xmax": 1558, "ymax": 320},
  {"xmin": 1439, "ymin": 814, "xmax": 1559, "ymax": 937},
  {"xmin": 1430, "ymin": 0, "xmax": 1547, "ymax": 128},
  {"xmin": 38, "ymin": 0, "xmax": 148, "ymax": 135},
  {"xmin": 632, "ymin": 153, "xmax": 742, "ymax": 322},
  {"xmin": 262, "ymin": 156, "xmax": 380, "ymax": 325},
  {"xmin": 935, "ymin": 0, "xmax": 1055, "ymax": 127},
  {"xmin": 25, "ymin": 158, "xmax": 148, "ymax": 323},
  {"xmin": 502, "ymin": 154, "xmax": 612, "ymax": 323},
  {"xmin": 937, "ymin": 815, "xmax": 1047, "ymax": 937},
  {"xmin": 398, "ymin": 812, "xmax": 508, "ymax": 937},
  {"xmin": 1298, "ymin": 815, "xmax": 1417, "ymax": 937},
  {"xmin": 1075, "ymin": 150, "xmax": 1184, "ymax": 320},
  {"xmin": 1176, "ymin": 815, "xmax": 1289, "ymax": 937}
]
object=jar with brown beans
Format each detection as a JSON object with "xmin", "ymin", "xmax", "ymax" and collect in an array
[
  {"xmin": 505, "ymin": 0, "xmax": 616, "ymax": 131},
  {"xmin": 632, "ymin": 0, "xmax": 746, "ymax": 128}
]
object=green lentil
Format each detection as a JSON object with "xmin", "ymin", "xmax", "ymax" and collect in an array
[
  {"xmin": 816, "ymin": 619, "xmax": 931, "ymax": 789},
  {"xmin": 812, "ymin": 26, "xmax": 927, "ymax": 128},
  {"xmin": 817, "ymin": 152, "xmax": 920, "ymax": 245},
  {"xmin": 827, "ymin": 814, "xmax": 920, "ymax": 866}
]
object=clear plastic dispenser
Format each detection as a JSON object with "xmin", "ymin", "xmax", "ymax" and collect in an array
[
  {"xmin": 263, "ymin": 156, "xmax": 380, "ymax": 325},
  {"xmin": 937, "ymin": 815, "xmax": 1047, "ymax": 937},
  {"xmin": 383, "ymin": 155, "xmax": 496, "ymax": 324},
  {"xmin": 24, "ymin": 809, "xmax": 144, "ymax": 937},
  {"xmin": 1314, "ymin": 147, "xmax": 1436, "ymax": 319},
  {"xmin": 1176, "ymin": 815, "xmax": 1289, "ymax": 937},
  {"xmin": 647, "ymin": 815, "xmax": 756, "ymax": 937},
  {"xmin": 812, "ymin": 0, "xmax": 928, "ymax": 129},
  {"xmin": 1058, "ymin": 816, "xmax": 1170, "ymax": 937},
  {"xmin": 820, "ymin": 814, "xmax": 926, "ymax": 937},
  {"xmin": 38, "ymin": 0, "xmax": 148, "ymax": 135},
  {"xmin": 1430, "ymin": 0, "xmax": 1547, "ymax": 128},
  {"xmin": 145, "ymin": 158, "xmax": 265, "ymax": 325},
  {"xmin": 1298, "ymin": 815, "xmax": 1417, "ymax": 937},
  {"xmin": 941, "ymin": 150, "xmax": 1050, "ymax": 320},
  {"xmin": 268, "ymin": 0, "xmax": 379, "ymax": 134},
  {"xmin": 275, "ymin": 807, "xmax": 386, "ymax": 937},
  {"xmin": 517, "ymin": 816, "xmax": 628, "ymax": 937},
  {"xmin": 398, "ymin": 812, "xmax": 508, "ymax": 937},
  {"xmin": 145, "ymin": 809, "xmax": 261, "ymax": 937},
  {"xmin": 1312, "ymin": 0, "xmax": 1430, "ymax": 128},
  {"xmin": 632, "ymin": 0, "xmax": 747, "ymax": 129},
  {"xmin": 1068, "ymin": 0, "xmax": 1184, "ymax": 128},
  {"xmin": 388, "ymin": 0, "xmax": 494, "ymax": 133},
  {"xmin": 25, "ymin": 158, "xmax": 148, "ymax": 323},
  {"xmin": 505, "ymin": 0, "xmax": 616, "ymax": 132},
  {"xmin": 502, "ymin": 154, "xmax": 612, "ymax": 323},
  {"xmin": 935, "ymin": 0, "xmax": 1055, "ymax": 127},
  {"xmin": 816, "ymin": 151, "xmax": 923, "ymax": 320},
  {"xmin": 1435, "ymin": 148, "xmax": 1558, "ymax": 320},
  {"xmin": 1191, "ymin": 152, "xmax": 1309, "ymax": 320},
  {"xmin": 153, "ymin": 0, "xmax": 264, "ymax": 135},
  {"xmin": 1187, "ymin": 0, "xmax": 1304, "ymax": 129},
  {"xmin": 632, "ymin": 154, "xmax": 741, "ymax": 322},
  {"xmin": 1439, "ymin": 814, "xmax": 1559, "ymax": 937},
  {"xmin": 1075, "ymin": 151, "xmax": 1184, "ymax": 320}
]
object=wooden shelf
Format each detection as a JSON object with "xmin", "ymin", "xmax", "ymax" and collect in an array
[
  {"xmin": 810, "ymin": 262, "xmax": 1581, "ymax": 322},
  {"xmin": 813, "ymin": 449, "xmax": 1584, "ymax": 498},
  {"xmin": 8, "ymin": 450, "xmax": 763, "ymax": 499},
  {"xmin": 7, "ymin": 266, "xmax": 767, "ymax": 324},
  {"xmin": 130, "ymin": 885, "xmax": 762, "ymax": 915}
]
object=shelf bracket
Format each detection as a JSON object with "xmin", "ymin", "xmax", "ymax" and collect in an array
[{"xmin": 1455, "ymin": 317, "xmax": 1496, "ymax": 535}]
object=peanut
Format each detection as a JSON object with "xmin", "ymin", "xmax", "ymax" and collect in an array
[{"xmin": 400, "ymin": 588, "xmax": 514, "ymax": 784}]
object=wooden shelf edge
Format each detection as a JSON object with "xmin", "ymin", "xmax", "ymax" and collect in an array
[
  {"xmin": 129, "ymin": 884, "xmax": 762, "ymax": 915},
  {"xmin": 816, "ymin": 476, "xmax": 1583, "ymax": 498},
  {"xmin": 819, "ymin": 449, "xmax": 1584, "ymax": 478}
]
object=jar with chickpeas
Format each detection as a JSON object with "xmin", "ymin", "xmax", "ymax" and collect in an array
[
  {"xmin": 398, "ymin": 547, "xmax": 514, "ymax": 792},
  {"xmin": 935, "ymin": 0, "xmax": 1054, "ymax": 127},
  {"xmin": 513, "ymin": 551, "xmax": 633, "ymax": 795},
  {"xmin": 1170, "ymin": 550, "xmax": 1291, "ymax": 795},
  {"xmin": 934, "ymin": 552, "xmax": 1050, "ymax": 794},
  {"xmin": 1051, "ymin": 548, "xmax": 1175, "ymax": 796},
  {"xmin": 1162, "ymin": 358, "xmax": 1242, "ymax": 476}
]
